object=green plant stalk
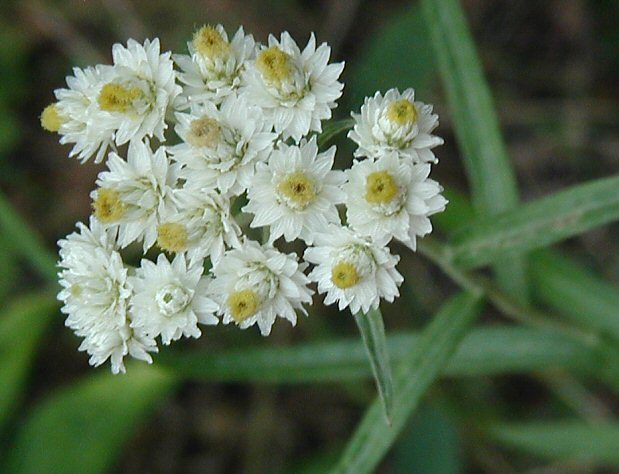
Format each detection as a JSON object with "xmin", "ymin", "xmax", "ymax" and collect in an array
[
  {"xmin": 420, "ymin": 0, "xmax": 528, "ymax": 303},
  {"xmin": 330, "ymin": 292, "xmax": 483, "ymax": 474}
]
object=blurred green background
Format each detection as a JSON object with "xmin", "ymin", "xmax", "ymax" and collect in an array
[{"xmin": 2, "ymin": 0, "xmax": 619, "ymax": 473}]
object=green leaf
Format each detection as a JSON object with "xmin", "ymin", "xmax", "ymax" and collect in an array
[
  {"xmin": 316, "ymin": 118, "xmax": 354, "ymax": 150},
  {"xmin": 330, "ymin": 292, "xmax": 483, "ymax": 474},
  {"xmin": 5, "ymin": 365, "xmax": 176, "ymax": 474},
  {"xmin": 346, "ymin": 5, "xmax": 435, "ymax": 107},
  {"xmin": 531, "ymin": 250, "xmax": 619, "ymax": 342},
  {"xmin": 392, "ymin": 404, "xmax": 462, "ymax": 474},
  {"xmin": 489, "ymin": 421, "xmax": 619, "ymax": 467},
  {"xmin": 353, "ymin": 309, "xmax": 394, "ymax": 423},
  {"xmin": 0, "ymin": 190, "xmax": 57, "ymax": 282},
  {"xmin": 420, "ymin": 0, "xmax": 527, "ymax": 302},
  {"xmin": 0, "ymin": 292, "xmax": 58, "ymax": 433},
  {"xmin": 450, "ymin": 175, "xmax": 619, "ymax": 269},
  {"xmin": 159, "ymin": 325, "xmax": 598, "ymax": 383}
]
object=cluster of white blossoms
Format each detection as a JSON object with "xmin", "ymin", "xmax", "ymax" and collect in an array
[{"xmin": 44, "ymin": 25, "xmax": 446, "ymax": 373}]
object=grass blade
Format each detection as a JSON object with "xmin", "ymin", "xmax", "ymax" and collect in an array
[
  {"xmin": 0, "ymin": 191, "xmax": 57, "ymax": 282},
  {"xmin": 450, "ymin": 175, "xmax": 619, "ymax": 269},
  {"xmin": 0, "ymin": 292, "xmax": 58, "ymax": 433},
  {"xmin": 531, "ymin": 250, "xmax": 619, "ymax": 343},
  {"xmin": 353, "ymin": 309, "xmax": 394, "ymax": 423},
  {"xmin": 420, "ymin": 0, "xmax": 527, "ymax": 302},
  {"xmin": 159, "ymin": 326, "xmax": 598, "ymax": 383},
  {"xmin": 5, "ymin": 365, "xmax": 176, "ymax": 474},
  {"xmin": 330, "ymin": 292, "xmax": 483, "ymax": 474},
  {"xmin": 489, "ymin": 421, "xmax": 619, "ymax": 467}
]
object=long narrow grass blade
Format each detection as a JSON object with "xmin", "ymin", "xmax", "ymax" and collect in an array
[
  {"xmin": 489, "ymin": 421, "xmax": 619, "ymax": 467},
  {"xmin": 353, "ymin": 309, "xmax": 394, "ymax": 423},
  {"xmin": 450, "ymin": 175, "xmax": 619, "ymax": 269},
  {"xmin": 330, "ymin": 292, "xmax": 483, "ymax": 474},
  {"xmin": 420, "ymin": 0, "xmax": 527, "ymax": 302}
]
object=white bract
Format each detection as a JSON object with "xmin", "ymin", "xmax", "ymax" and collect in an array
[
  {"xmin": 348, "ymin": 88, "xmax": 443, "ymax": 163},
  {"xmin": 243, "ymin": 137, "xmax": 345, "ymax": 244},
  {"xmin": 130, "ymin": 254, "xmax": 218, "ymax": 345},
  {"xmin": 304, "ymin": 226, "xmax": 403, "ymax": 315},
  {"xmin": 344, "ymin": 152, "xmax": 447, "ymax": 250},
  {"xmin": 157, "ymin": 187, "xmax": 242, "ymax": 265},
  {"xmin": 241, "ymin": 32, "xmax": 344, "ymax": 141},
  {"xmin": 92, "ymin": 140, "xmax": 179, "ymax": 252},
  {"xmin": 171, "ymin": 94, "xmax": 276, "ymax": 194},
  {"xmin": 58, "ymin": 218, "xmax": 157, "ymax": 374},
  {"xmin": 207, "ymin": 240, "xmax": 313, "ymax": 336},
  {"xmin": 175, "ymin": 25, "xmax": 256, "ymax": 107}
]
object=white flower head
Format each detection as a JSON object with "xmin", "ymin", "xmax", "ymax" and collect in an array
[
  {"xmin": 95, "ymin": 38, "xmax": 180, "ymax": 146},
  {"xmin": 58, "ymin": 218, "xmax": 157, "ymax": 374},
  {"xmin": 243, "ymin": 136, "xmax": 345, "ymax": 244},
  {"xmin": 175, "ymin": 25, "xmax": 256, "ymax": 107},
  {"xmin": 208, "ymin": 239, "xmax": 313, "ymax": 336},
  {"xmin": 130, "ymin": 253, "xmax": 218, "ymax": 345},
  {"xmin": 170, "ymin": 94, "xmax": 276, "ymax": 194},
  {"xmin": 92, "ymin": 140, "xmax": 179, "ymax": 252},
  {"xmin": 348, "ymin": 88, "xmax": 443, "ymax": 163},
  {"xmin": 304, "ymin": 225, "xmax": 403, "ymax": 315},
  {"xmin": 241, "ymin": 32, "xmax": 344, "ymax": 141},
  {"xmin": 344, "ymin": 152, "xmax": 447, "ymax": 250},
  {"xmin": 156, "ymin": 186, "xmax": 242, "ymax": 265},
  {"xmin": 51, "ymin": 65, "xmax": 117, "ymax": 163}
]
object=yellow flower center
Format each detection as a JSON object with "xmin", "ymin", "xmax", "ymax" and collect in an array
[
  {"xmin": 92, "ymin": 188, "xmax": 126, "ymax": 223},
  {"xmin": 365, "ymin": 171, "xmax": 399, "ymax": 205},
  {"xmin": 98, "ymin": 83, "xmax": 143, "ymax": 113},
  {"xmin": 256, "ymin": 46, "xmax": 293, "ymax": 83},
  {"xmin": 228, "ymin": 289, "xmax": 260, "ymax": 322},
  {"xmin": 40, "ymin": 103, "xmax": 63, "ymax": 132},
  {"xmin": 192, "ymin": 25, "xmax": 230, "ymax": 58},
  {"xmin": 331, "ymin": 262, "xmax": 360, "ymax": 289},
  {"xmin": 277, "ymin": 172, "xmax": 316, "ymax": 209},
  {"xmin": 157, "ymin": 223, "xmax": 189, "ymax": 253},
  {"xmin": 186, "ymin": 117, "xmax": 221, "ymax": 148},
  {"xmin": 386, "ymin": 99, "xmax": 417, "ymax": 126}
]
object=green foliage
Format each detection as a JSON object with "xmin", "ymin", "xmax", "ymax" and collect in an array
[{"xmin": 5, "ymin": 366, "xmax": 177, "ymax": 474}]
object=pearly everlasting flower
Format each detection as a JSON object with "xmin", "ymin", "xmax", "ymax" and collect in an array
[
  {"xmin": 92, "ymin": 140, "xmax": 179, "ymax": 252},
  {"xmin": 348, "ymin": 88, "xmax": 443, "ymax": 163},
  {"xmin": 157, "ymin": 187, "xmax": 242, "ymax": 265},
  {"xmin": 304, "ymin": 226, "xmax": 403, "ymax": 315},
  {"xmin": 52, "ymin": 65, "xmax": 117, "ymax": 163},
  {"xmin": 208, "ymin": 239, "xmax": 313, "ymax": 336},
  {"xmin": 243, "ymin": 137, "xmax": 345, "ymax": 244},
  {"xmin": 170, "ymin": 94, "xmax": 276, "ymax": 194},
  {"xmin": 175, "ymin": 25, "xmax": 256, "ymax": 107},
  {"xmin": 241, "ymin": 32, "xmax": 344, "ymax": 141},
  {"xmin": 96, "ymin": 38, "xmax": 181, "ymax": 146},
  {"xmin": 130, "ymin": 254, "xmax": 218, "ymax": 345},
  {"xmin": 58, "ymin": 218, "xmax": 157, "ymax": 374},
  {"xmin": 344, "ymin": 152, "xmax": 447, "ymax": 250}
]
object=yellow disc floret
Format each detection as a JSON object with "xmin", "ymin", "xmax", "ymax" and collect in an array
[
  {"xmin": 256, "ymin": 46, "xmax": 293, "ymax": 83},
  {"xmin": 98, "ymin": 83, "xmax": 143, "ymax": 113},
  {"xmin": 277, "ymin": 172, "xmax": 316, "ymax": 210},
  {"xmin": 186, "ymin": 117, "xmax": 221, "ymax": 148},
  {"xmin": 331, "ymin": 261, "xmax": 360, "ymax": 289},
  {"xmin": 192, "ymin": 25, "xmax": 230, "ymax": 58},
  {"xmin": 157, "ymin": 223, "xmax": 189, "ymax": 253},
  {"xmin": 92, "ymin": 188, "xmax": 126, "ymax": 223},
  {"xmin": 365, "ymin": 171, "xmax": 399, "ymax": 205},
  {"xmin": 386, "ymin": 99, "xmax": 417, "ymax": 126},
  {"xmin": 228, "ymin": 289, "xmax": 260, "ymax": 322},
  {"xmin": 40, "ymin": 103, "xmax": 63, "ymax": 132}
]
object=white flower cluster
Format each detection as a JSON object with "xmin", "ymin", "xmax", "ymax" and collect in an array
[{"xmin": 44, "ymin": 25, "xmax": 446, "ymax": 373}]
